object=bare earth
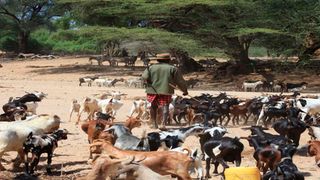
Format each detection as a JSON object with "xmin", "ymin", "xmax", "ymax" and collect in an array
[{"xmin": 0, "ymin": 57, "xmax": 319, "ymax": 180}]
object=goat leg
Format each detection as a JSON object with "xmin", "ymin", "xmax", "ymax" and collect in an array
[
  {"xmin": 24, "ymin": 153, "xmax": 29, "ymax": 174},
  {"xmin": 213, "ymin": 161, "xmax": 219, "ymax": 174},
  {"xmin": 30, "ymin": 154, "xmax": 40, "ymax": 174},
  {"xmin": 205, "ymin": 157, "xmax": 212, "ymax": 178},
  {"xmin": 46, "ymin": 152, "xmax": 52, "ymax": 174},
  {"xmin": 224, "ymin": 114, "xmax": 231, "ymax": 126},
  {"xmin": 12, "ymin": 149, "xmax": 24, "ymax": 169},
  {"xmin": 216, "ymin": 157, "xmax": 229, "ymax": 173},
  {"xmin": 244, "ymin": 112, "xmax": 251, "ymax": 125}
]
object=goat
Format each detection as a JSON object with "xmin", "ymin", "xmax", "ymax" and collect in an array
[
  {"xmin": 307, "ymin": 140, "xmax": 320, "ymax": 167},
  {"xmin": 243, "ymin": 126, "xmax": 290, "ymax": 145},
  {"xmin": 169, "ymin": 147, "xmax": 204, "ymax": 179},
  {"xmin": 82, "ymin": 155, "xmax": 173, "ymax": 180},
  {"xmin": 77, "ymin": 97, "xmax": 123, "ymax": 124},
  {"xmin": 229, "ymin": 100, "xmax": 252, "ymax": 125},
  {"xmin": 256, "ymin": 102, "xmax": 287, "ymax": 126},
  {"xmin": 104, "ymin": 124, "xmax": 149, "ymax": 151},
  {"xmin": 308, "ymin": 125, "xmax": 320, "ymax": 140},
  {"xmin": 286, "ymin": 82, "xmax": 307, "ymax": 92},
  {"xmin": 89, "ymin": 141, "xmax": 193, "ymax": 180},
  {"xmin": 203, "ymin": 136, "xmax": 244, "ymax": 178},
  {"xmin": 93, "ymin": 78, "xmax": 109, "ymax": 87},
  {"xmin": 23, "ymin": 129, "xmax": 68, "ymax": 174},
  {"xmin": 199, "ymin": 126, "xmax": 227, "ymax": 160},
  {"xmin": 3, "ymin": 93, "xmax": 43, "ymax": 113},
  {"xmin": 69, "ymin": 99, "xmax": 81, "ymax": 122},
  {"xmin": 79, "ymin": 76, "xmax": 97, "ymax": 86},
  {"xmin": 263, "ymin": 145, "xmax": 303, "ymax": 180},
  {"xmin": 125, "ymin": 77, "xmax": 143, "ymax": 88},
  {"xmin": 242, "ymin": 80, "xmax": 263, "ymax": 92},
  {"xmin": 129, "ymin": 99, "xmax": 150, "ymax": 119},
  {"xmin": 294, "ymin": 98, "xmax": 320, "ymax": 121},
  {"xmin": 272, "ymin": 117, "xmax": 307, "ymax": 146},
  {"xmin": 0, "ymin": 114, "xmax": 61, "ymax": 170},
  {"xmin": 0, "ymin": 107, "xmax": 26, "ymax": 121},
  {"xmin": 159, "ymin": 124, "xmax": 206, "ymax": 142},
  {"xmin": 257, "ymin": 143, "xmax": 282, "ymax": 174}
]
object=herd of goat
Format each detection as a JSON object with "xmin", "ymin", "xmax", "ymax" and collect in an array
[
  {"xmin": 1, "ymin": 90, "xmax": 320, "ymax": 179},
  {"xmin": 78, "ymin": 74, "xmax": 309, "ymax": 94}
]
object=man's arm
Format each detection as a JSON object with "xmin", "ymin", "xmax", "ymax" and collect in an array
[
  {"xmin": 141, "ymin": 68, "xmax": 149, "ymax": 82},
  {"xmin": 173, "ymin": 68, "xmax": 188, "ymax": 95}
]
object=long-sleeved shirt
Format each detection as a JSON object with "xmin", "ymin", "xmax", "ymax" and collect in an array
[{"xmin": 141, "ymin": 63, "xmax": 188, "ymax": 95}]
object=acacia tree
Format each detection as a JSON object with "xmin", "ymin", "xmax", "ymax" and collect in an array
[
  {"xmin": 256, "ymin": 0, "xmax": 320, "ymax": 61},
  {"xmin": 0, "ymin": 0, "xmax": 58, "ymax": 52}
]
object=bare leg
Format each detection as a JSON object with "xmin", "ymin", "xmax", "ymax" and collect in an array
[
  {"xmin": 161, "ymin": 105, "xmax": 169, "ymax": 129},
  {"xmin": 150, "ymin": 104, "xmax": 158, "ymax": 129}
]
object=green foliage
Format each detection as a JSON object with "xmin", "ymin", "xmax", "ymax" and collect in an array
[{"xmin": 31, "ymin": 26, "xmax": 220, "ymax": 55}]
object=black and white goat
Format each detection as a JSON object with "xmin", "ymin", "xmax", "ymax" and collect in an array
[{"xmin": 23, "ymin": 129, "xmax": 68, "ymax": 174}]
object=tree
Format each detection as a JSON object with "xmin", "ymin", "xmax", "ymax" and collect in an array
[
  {"xmin": 0, "ymin": 0, "xmax": 59, "ymax": 52},
  {"xmin": 257, "ymin": 0, "xmax": 320, "ymax": 61}
]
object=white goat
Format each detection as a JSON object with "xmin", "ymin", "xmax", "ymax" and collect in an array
[
  {"xmin": 109, "ymin": 91, "xmax": 126, "ymax": 101},
  {"xmin": 0, "ymin": 114, "xmax": 60, "ymax": 170},
  {"xmin": 77, "ymin": 97, "xmax": 123, "ymax": 124},
  {"xmin": 94, "ymin": 78, "xmax": 109, "ymax": 87},
  {"xmin": 129, "ymin": 99, "xmax": 148, "ymax": 117},
  {"xmin": 98, "ymin": 98, "xmax": 123, "ymax": 116},
  {"xmin": 242, "ymin": 81, "xmax": 263, "ymax": 92},
  {"xmin": 125, "ymin": 78, "xmax": 143, "ymax": 88},
  {"xmin": 295, "ymin": 98, "xmax": 320, "ymax": 121},
  {"xmin": 69, "ymin": 99, "xmax": 81, "ymax": 122},
  {"xmin": 169, "ymin": 147, "xmax": 203, "ymax": 179}
]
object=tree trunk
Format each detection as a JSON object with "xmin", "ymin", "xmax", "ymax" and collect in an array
[
  {"xmin": 225, "ymin": 36, "xmax": 251, "ymax": 64},
  {"xmin": 18, "ymin": 31, "xmax": 29, "ymax": 53}
]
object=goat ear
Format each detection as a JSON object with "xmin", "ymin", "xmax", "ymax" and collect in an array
[
  {"xmin": 192, "ymin": 149, "xmax": 198, "ymax": 158},
  {"xmin": 27, "ymin": 132, "xmax": 33, "ymax": 138}
]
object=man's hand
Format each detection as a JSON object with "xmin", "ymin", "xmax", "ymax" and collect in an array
[{"xmin": 183, "ymin": 92, "xmax": 188, "ymax": 96}]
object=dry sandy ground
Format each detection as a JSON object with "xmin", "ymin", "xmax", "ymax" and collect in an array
[{"xmin": 0, "ymin": 57, "xmax": 319, "ymax": 180}]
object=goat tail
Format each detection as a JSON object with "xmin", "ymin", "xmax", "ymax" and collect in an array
[{"xmin": 182, "ymin": 147, "xmax": 192, "ymax": 156}]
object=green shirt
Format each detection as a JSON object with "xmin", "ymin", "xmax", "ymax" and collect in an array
[{"xmin": 141, "ymin": 63, "xmax": 188, "ymax": 95}]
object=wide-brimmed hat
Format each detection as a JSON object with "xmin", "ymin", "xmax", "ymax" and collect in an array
[{"xmin": 155, "ymin": 53, "xmax": 171, "ymax": 61}]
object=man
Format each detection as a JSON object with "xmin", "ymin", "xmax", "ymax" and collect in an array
[{"xmin": 142, "ymin": 53, "xmax": 188, "ymax": 130}]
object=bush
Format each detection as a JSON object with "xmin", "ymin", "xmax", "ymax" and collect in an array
[{"xmin": 0, "ymin": 35, "xmax": 18, "ymax": 52}]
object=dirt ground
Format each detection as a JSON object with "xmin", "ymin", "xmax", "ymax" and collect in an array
[{"xmin": 0, "ymin": 57, "xmax": 319, "ymax": 180}]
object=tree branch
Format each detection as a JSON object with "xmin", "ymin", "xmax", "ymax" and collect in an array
[{"xmin": 0, "ymin": 6, "xmax": 20, "ymax": 23}]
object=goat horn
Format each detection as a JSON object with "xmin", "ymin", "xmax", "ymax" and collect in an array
[
  {"xmin": 182, "ymin": 148, "xmax": 192, "ymax": 156},
  {"xmin": 103, "ymin": 127, "xmax": 114, "ymax": 132}
]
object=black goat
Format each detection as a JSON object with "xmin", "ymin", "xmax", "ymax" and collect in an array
[
  {"xmin": 23, "ymin": 129, "xmax": 68, "ymax": 174},
  {"xmin": 203, "ymin": 136, "xmax": 244, "ymax": 178},
  {"xmin": 244, "ymin": 126, "xmax": 290, "ymax": 145},
  {"xmin": 2, "ymin": 93, "xmax": 42, "ymax": 113},
  {"xmin": 272, "ymin": 118, "xmax": 306, "ymax": 146},
  {"xmin": 0, "ymin": 107, "xmax": 26, "ymax": 121},
  {"xmin": 147, "ymin": 132, "xmax": 184, "ymax": 151},
  {"xmin": 199, "ymin": 126, "xmax": 227, "ymax": 160},
  {"xmin": 286, "ymin": 82, "xmax": 307, "ymax": 92}
]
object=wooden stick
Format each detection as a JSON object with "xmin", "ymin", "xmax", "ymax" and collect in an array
[{"xmin": 169, "ymin": 83, "xmax": 201, "ymax": 103}]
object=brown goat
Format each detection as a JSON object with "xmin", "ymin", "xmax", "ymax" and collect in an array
[
  {"xmin": 124, "ymin": 116, "xmax": 142, "ymax": 132},
  {"xmin": 90, "ymin": 141, "xmax": 192, "ymax": 180},
  {"xmin": 308, "ymin": 140, "xmax": 320, "ymax": 167},
  {"xmin": 82, "ymin": 116, "xmax": 142, "ymax": 159},
  {"xmin": 258, "ymin": 146, "xmax": 281, "ymax": 174},
  {"xmin": 229, "ymin": 99, "xmax": 253, "ymax": 125}
]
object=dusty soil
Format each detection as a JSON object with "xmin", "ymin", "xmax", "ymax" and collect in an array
[{"xmin": 0, "ymin": 57, "xmax": 319, "ymax": 180}]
